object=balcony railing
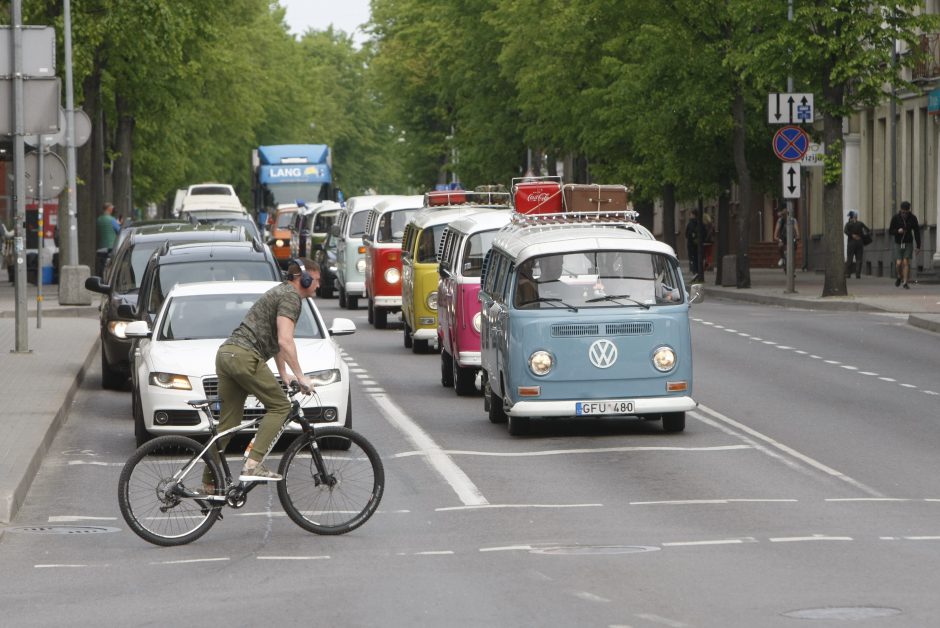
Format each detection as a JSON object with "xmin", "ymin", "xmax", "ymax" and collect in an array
[{"xmin": 913, "ymin": 33, "xmax": 940, "ymax": 81}]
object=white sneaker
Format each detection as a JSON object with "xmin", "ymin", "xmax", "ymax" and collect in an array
[{"xmin": 239, "ymin": 463, "xmax": 283, "ymax": 482}]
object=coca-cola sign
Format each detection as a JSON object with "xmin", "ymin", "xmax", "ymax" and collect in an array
[{"xmin": 527, "ymin": 192, "xmax": 550, "ymax": 203}]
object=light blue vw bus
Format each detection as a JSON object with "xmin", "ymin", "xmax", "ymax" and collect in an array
[
  {"xmin": 479, "ymin": 212, "xmax": 701, "ymax": 435},
  {"xmin": 334, "ymin": 195, "xmax": 400, "ymax": 310}
]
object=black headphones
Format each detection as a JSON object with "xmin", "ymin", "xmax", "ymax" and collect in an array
[{"xmin": 290, "ymin": 258, "xmax": 314, "ymax": 289}]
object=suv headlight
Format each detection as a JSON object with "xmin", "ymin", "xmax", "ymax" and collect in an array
[
  {"xmin": 529, "ymin": 350, "xmax": 554, "ymax": 376},
  {"xmin": 426, "ymin": 291, "xmax": 438, "ymax": 311},
  {"xmin": 385, "ymin": 268, "xmax": 401, "ymax": 284},
  {"xmin": 149, "ymin": 372, "xmax": 192, "ymax": 390},
  {"xmin": 651, "ymin": 346, "xmax": 677, "ymax": 372},
  {"xmin": 307, "ymin": 369, "xmax": 341, "ymax": 386},
  {"xmin": 108, "ymin": 320, "xmax": 130, "ymax": 339}
]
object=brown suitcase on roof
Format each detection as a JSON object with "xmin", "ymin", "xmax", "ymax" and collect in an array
[{"xmin": 562, "ymin": 184, "xmax": 629, "ymax": 212}]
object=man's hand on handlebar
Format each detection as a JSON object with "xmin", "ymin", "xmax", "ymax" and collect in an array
[{"xmin": 288, "ymin": 375, "xmax": 315, "ymax": 395}]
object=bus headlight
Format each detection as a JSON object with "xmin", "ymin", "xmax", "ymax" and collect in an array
[
  {"xmin": 651, "ymin": 346, "xmax": 677, "ymax": 372},
  {"xmin": 472, "ymin": 312, "xmax": 482, "ymax": 333},
  {"xmin": 528, "ymin": 350, "xmax": 554, "ymax": 376},
  {"xmin": 356, "ymin": 259, "xmax": 367, "ymax": 273},
  {"xmin": 385, "ymin": 268, "xmax": 401, "ymax": 284},
  {"xmin": 426, "ymin": 291, "xmax": 438, "ymax": 310},
  {"xmin": 275, "ymin": 239, "xmax": 285, "ymax": 248}
]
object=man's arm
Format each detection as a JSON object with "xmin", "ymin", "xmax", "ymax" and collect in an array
[{"xmin": 276, "ymin": 315, "xmax": 313, "ymax": 391}]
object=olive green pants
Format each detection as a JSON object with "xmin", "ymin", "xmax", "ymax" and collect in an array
[{"xmin": 215, "ymin": 344, "xmax": 291, "ymax": 464}]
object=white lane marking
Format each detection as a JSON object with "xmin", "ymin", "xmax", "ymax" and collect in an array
[
  {"xmin": 634, "ymin": 614, "xmax": 689, "ymax": 627},
  {"xmin": 661, "ymin": 538, "xmax": 755, "ymax": 547},
  {"xmin": 66, "ymin": 461, "xmax": 118, "ymax": 466},
  {"xmin": 480, "ymin": 545, "xmax": 533, "ymax": 553},
  {"xmin": 776, "ymin": 345, "xmax": 793, "ymax": 350},
  {"xmin": 770, "ymin": 535, "xmax": 852, "ymax": 542},
  {"xmin": 824, "ymin": 359, "xmax": 840, "ymax": 364},
  {"xmin": 437, "ymin": 503, "xmax": 601, "ymax": 512},
  {"xmin": 574, "ymin": 591, "xmax": 611, "ymax": 603},
  {"xmin": 696, "ymin": 404, "xmax": 884, "ymax": 497},
  {"xmin": 48, "ymin": 516, "xmax": 117, "ymax": 522},
  {"xmin": 349, "ymin": 368, "xmax": 367, "ymax": 373},
  {"xmin": 880, "ymin": 377, "xmax": 896, "ymax": 382},
  {"xmin": 360, "ymin": 380, "xmax": 378, "ymax": 386},
  {"xmin": 840, "ymin": 365, "xmax": 858, "ymax": 371},
  {"xmin": 414, "ymin": 551, "xmax": 454, "ymax": 556},
  {"xmin": 794, "ymin": 350, "xmax": 808, "ymax": 355},
  {"xmin": 369, "ymin": 393, "xmax": 488, "ymax": 506},
  {"xmin": 901, "ymin": 383, "xmax": 917, "ymax": 389},
  {"xmin": 363, "ymin": 387, "xmax": 385, "ymax": 393},
  {"xmin": 257, "ymin": 556, "xmax": 330, "ymax": 561},
  {"xmin": 150, "ymin": 558, "xmax": 230, "ymax": 565},
  {"xmin": 762, "ymin": 340, "xmax": 777, "ymax": 345},
  {"xmin": 691, "ymin": 411, "xmax": 808, "ymax": 474},
  {"xmin": 630, "ymin": 499, "xmax": 797, "ymax": 505},
  {"xmin": 825, "ymin": 498, "xmax": 909, "ymax": 502},
  {"xmin": 391, "ymin": 445, "xmax": 750, "ymax": 459},
  {"xmin": 860, "ymin": 371, "xmax": 878, "ymax": 376},
  {"xmin": 925, "ymin": 391, "xmax": 939, "ymax": 395},
  {"xmin": 35, "ymin": 564, "xmax": 90, "ymax": 568}
]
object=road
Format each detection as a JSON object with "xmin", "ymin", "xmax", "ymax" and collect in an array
[{"xmin": 2, "ymin": 297, "xmax": 939, "ymax": 627}]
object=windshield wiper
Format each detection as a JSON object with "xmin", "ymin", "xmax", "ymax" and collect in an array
[
  {"xmin": 585, "ymin": 294, "xmax": 651, "ymax": 309},
  {"xmin": 527, "ymin": 297, "xmax": 579, "ymax": 312}
]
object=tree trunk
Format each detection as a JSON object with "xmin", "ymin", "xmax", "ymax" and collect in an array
[
  {"xmin": 731, "ymin": 90, "xmax": 752, "ymax": 288},
  {"xmin": 661, "ymin": 183, "xmax": 676, "ymax": 250},
  {"xmin": 113, "ymin": 93, "xmax": 135, "ymax": 220},
  {"xmin": 77, "ymin": 67, "xmax": 101, "ymax": 270},
  {"xmin": 716, "ymin": 173, "xmax": 731, "ymax": 286},
  {"xmin": 821, "ymin": 79, "xmax": 847, "ymax": 296},
  {"xmin": 634, "ymin": 198, "xmax": 654, "ymax": 232}
]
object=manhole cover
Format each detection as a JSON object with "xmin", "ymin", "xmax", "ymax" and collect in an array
[
  {"xmin": 4, "ymin": 525, "xmax": 120, "ymax": 535},
  {"xmin": 782, "ymin": 607, "xmax": 902, "ymax": 621},
  {"xmin": 531, "ymin": 545, "xmax": 661, "ymax": 556}
]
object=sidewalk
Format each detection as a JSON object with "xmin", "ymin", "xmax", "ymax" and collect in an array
[
  {"xmin": 0, "ymin": 279, "xmax": 99, "ymax": 523},
  {"xmin": 1, "ymin": 267, "xmax": 939, "ymax": 524}
]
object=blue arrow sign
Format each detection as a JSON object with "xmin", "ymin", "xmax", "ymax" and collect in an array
[{"xmin": 773, "ymin": 125, "xmax": 809, "ymax": 162}]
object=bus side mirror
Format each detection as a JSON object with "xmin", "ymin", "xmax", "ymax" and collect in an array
[{"xmin": 689, "ymin": 283, "xmax": 705, "ymax": 304}]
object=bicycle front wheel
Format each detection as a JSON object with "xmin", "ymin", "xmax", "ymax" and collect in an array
[
  {"xmin": 118, "ymin": 435, "xmax": 223, "ymax": 546},
  {"xmin": 277, "ymin": 427, "xmax": 384, "ymax": 535}
]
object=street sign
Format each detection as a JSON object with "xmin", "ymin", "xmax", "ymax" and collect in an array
[
  {"xmin": 24, "ymin": 150, "xmax": 67, "ymax": 200},
  {"xmin": 782, "ymin": 163, "xmax": 801, "ymax": 199},
  {"xmin": 0, "ymin": 77, "xmax": 60, "ymax": 135},
  {"xmin": 800, "ymin": 142, "xmax": 825, "ymax": 167},
  {"xmin": 768, "ymin": 92, "xmax": 814, "ymax": 124},
  {"xmin": 773, "ymin": 125, "xmax": 810, "ymax": 162},
  {"xmin": 0, "ymin": 27, "xmax": 55, "ymax": 77}
]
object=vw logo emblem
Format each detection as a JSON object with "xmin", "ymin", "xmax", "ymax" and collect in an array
[{"xmin": 588, "ymin": 339, "xmax": 618, "ymax": 369}]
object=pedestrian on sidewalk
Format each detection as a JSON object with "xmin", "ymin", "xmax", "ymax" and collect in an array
[
  {"xmin": 843, "ymin": 210, "xmax": 870, "ymax": 279},
  {"xmin": 95, "ymin": 202, "xmax": 120, "ymax": 276},
  {"xmin": 774, "ymin": 208, "xmax": 800, "ymax": 270},
  {"xmin": 889, "ymin": 201, "xmax": 921, "ymax": 289}
]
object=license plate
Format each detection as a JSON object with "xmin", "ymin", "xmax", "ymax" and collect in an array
[{"xmin": 576, "ymin": 400, "xmax": 634, "ymax": 416}]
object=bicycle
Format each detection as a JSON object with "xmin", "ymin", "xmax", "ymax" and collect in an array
[{"xmin": 118, "ymin": 383, "xmax": 384, "ymax": 546}]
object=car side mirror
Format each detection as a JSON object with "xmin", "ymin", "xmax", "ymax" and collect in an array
[
  {"xmin": 124, "ymin": 320, "xmax": 151, "ymax": 338},
  {"xmin": 689, "ymin": 283, "xmax": 705, "ymax": 304},
  {"xmin": 84, "ymin": 276, "xmax": 111, "ymax": 294},
  {"xmin": 329, "ymin": 317, "xmax": 356, "ymax": 336}
]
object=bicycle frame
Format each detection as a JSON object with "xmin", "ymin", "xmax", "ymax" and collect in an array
[{"xmin": 171, "ymin": 390, "xmax": 322, "ymax": 502}]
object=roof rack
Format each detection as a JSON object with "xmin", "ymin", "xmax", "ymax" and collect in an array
[
  {"xmin": 424, "ymin": 189, "xmax": 511, "ymax": 207},
  {"xmin": 503, "ymin": 210, "xmax": 652, "ymax": 239}
]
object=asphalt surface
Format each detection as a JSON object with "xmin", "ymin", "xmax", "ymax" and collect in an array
[{"xmin": 0, "ymin": 265, "xmax": 938, "ymax": 524}]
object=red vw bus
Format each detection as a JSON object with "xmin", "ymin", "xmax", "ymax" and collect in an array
[{"xmin": 363, "ymin": 195, "xmax": 424, "ymax": 328}]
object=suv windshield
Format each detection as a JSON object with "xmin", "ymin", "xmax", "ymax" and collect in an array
[
  {"xmin": 147, "ymin": 261, "xmax": 278, "ymax": 315},
  {"xmin": 514, "ymin": 250, "xmax": 683, "ymax": 308},
  {"xmin": 159, "ymin": 293, "xmax": 322, "ymax": 340}
]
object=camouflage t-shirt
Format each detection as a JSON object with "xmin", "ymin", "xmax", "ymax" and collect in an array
[{"xmin": 225, "ymin": 282, "xmax": 302, "ymax": 360}]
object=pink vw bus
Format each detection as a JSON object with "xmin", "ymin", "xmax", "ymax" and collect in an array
[{"xmin": 436, "ymin": 210, "xmax": 513, "ymax": 395}]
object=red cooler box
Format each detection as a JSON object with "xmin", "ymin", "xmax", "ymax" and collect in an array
[{"xmin": 513, "ymin": 181, "xmax": 562, "ymax": 214}]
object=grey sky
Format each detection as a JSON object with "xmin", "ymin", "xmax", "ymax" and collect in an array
[{"xmin": 279, "ymin": 0, "xmax": 372, "ymax": 44}]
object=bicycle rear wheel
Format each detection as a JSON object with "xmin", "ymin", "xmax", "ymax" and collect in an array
[
  {"xmin": 277, "ymin": 427, "xmax": 384, "ymax": 535},
  {"xmin": 118, "ymin": 435, "xmax": 223, "ymax": 546}
]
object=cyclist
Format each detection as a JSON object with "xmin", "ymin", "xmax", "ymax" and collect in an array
[{"xmin": 213, "ymin": 257, "xmax": 320, "ymax": 482}]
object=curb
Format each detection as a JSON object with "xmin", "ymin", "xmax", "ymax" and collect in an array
[
  {"xmin": 0, "ymin": 337, "xmax": 100, "ymax": 524},
  {"xmin": 704, "ymin": 287, "xmax": 884, "ymax": 312},
  {"xmin": 909, "ymin": 314, "xmax": 940, "ymax": 335},
  {"xmin": 0, "ymin": 308, "xmax": 98, "ymax": 319}
]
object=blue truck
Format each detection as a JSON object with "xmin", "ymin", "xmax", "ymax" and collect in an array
[{"xmin": 251, "ymin": 144, "xmax": 335, "ymax": 219}]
